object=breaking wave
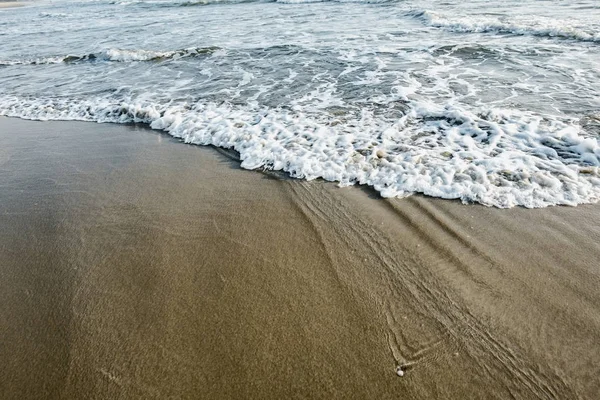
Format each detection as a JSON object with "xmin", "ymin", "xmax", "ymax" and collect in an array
[
  {"xmin": 1, "ymin": 95, "xmax": 599, "ymax": 208},
  {"xmin": 276, "ymin": 0, "xmax": 395, "ymax": 3},
  {"xmin": 0, "ymin": 47, "xmax": 221, "ymax": 66},
  {"xmin": 411, "ymin": 10, "xmax": 600, "ymax": 42},
  {"xmin": 108, "ymin": 0, "xmax": 397, "ymax": 5}
]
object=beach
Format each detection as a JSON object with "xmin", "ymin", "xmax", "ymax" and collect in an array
[
  {"xmin": 0, "ymin": 2, "xmax": 23, "ymax": 9},
  {"xmin": 1, "ymin": 116, "xmax": 599, "ymax": 399}
]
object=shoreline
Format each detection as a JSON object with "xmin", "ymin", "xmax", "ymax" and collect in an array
[
  {"xmin": 0, "ymin": 1, "xmax": 25, "ymax": 8},
  {"xmin": 1, "ymin": 116, "xmax": 599, "ymax": 399}
]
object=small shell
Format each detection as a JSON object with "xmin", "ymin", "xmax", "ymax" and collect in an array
[{"xmin": 396, "ymin": 366, "xmax": 404, "ymax": 377}]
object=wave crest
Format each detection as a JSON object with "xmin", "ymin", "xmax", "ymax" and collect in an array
[
  {"xmin": 411, "ymin": 10, "xmax": 600, "ymax": 42},
  {"xmin": 1, "ymin": 95, "xmax": 599, "ymax": 208},
  {"xmin": 0, "ymin": 47, "xmax": 221, "ymax": 66}
]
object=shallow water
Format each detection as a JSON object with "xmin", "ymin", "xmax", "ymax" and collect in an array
[{"xmin": 1, "ymin": 0, "xmax": 599, "ymax": 207}]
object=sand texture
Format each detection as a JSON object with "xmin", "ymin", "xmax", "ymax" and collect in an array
[
  {"xmin": 1, "ymin": 117, "xmax": 599, "ymax": 399},
  {"xmin": 0, "ymin": 1, "xmax": 25, "ymax": 9}
]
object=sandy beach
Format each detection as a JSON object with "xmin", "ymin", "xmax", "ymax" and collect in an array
[
  {"xmin": 0, "ymin": 1, "xmax": 24, "ymax": 9},
  {"xmin": 1, "ymin": 116, "xmax": 599, "ymax": 399}
]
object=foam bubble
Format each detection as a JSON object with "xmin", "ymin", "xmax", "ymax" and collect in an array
[
  {"xmin": 1, "ymin": 95, "xmax": 598, "ymax": 208},
  {"xmin": 411, "ymin": 10, "xmax": 600, "ymax": 43},
  {"xmin": 276, "ymin": 0, "xmax": 397, "ymax": 3},
  {"xmin": 0, "ymin": 47, "xmax": 221, "ymax": 66}
]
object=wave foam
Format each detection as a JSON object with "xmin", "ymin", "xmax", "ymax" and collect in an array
[
  {"xmin": 1, "ymin": 95, "xmax": 599, "ymax": 208},
  {"xmin": 111, "ymin": 0, "xmax": 397, "ymax": 5},
  {"xmin": 277, "ymin": 0, "xmax": 393, "ymax": 3},
  {"xmin": 0, "ymin": 47, "xmax": 221, "ymax": 66},
  {"xmin": 109, "ymin": 0, "xmax": 269, "ymax": 6},
  {"xmin": 412, "ymin": 10, "xmax": 600, "ymax": 42}
]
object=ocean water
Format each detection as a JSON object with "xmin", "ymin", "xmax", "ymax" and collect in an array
[{"xmin": 1, "ymin": 0, "xmax": 599, "ymax": 207}]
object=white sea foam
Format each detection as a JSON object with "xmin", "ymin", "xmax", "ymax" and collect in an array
[
  {"xmin": 38, "ymin": 12, "xmax": 71, "ymax": 18},
  {"xmin": 3, "ymin": 0, "xmax": 599, "ymax": 208},
  {"xmin": 110, "ymin": 0, "xmax": 397, "ymax": 4},
  {"xmin": 279, "ymin": 0, "xmax": 394, "ymax": 3},
  {"xmin": 277, "ymin": 0, "xmax": 393, "ymax": 3},
  {"xmin": 102, "ymin": 48, "xmax": 179, "ymax": 61},
  {"xmin": 1, "ymin": 95, "xmax": 598, "ymax": 208},
  {"xmin": 412, "ymin": 10, "xmax": 600, "ymax": 42},
  {"xmin": 0, "ymin": 56, "xmax": 72, "ymax": 66},
  {"xmin": 108, "ymin": 0, "xmax": 267, "ymax": 6},
  {"xmin": 276, "ymin": 0, "xmax": 324, "ymax": 3},
  {"xmin": 0, "ymin": 47, "xmax": 220, "ymax": 66}
]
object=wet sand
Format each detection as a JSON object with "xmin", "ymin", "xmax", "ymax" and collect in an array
[
  {"xmin": 1, "ymin": 116, "xmax": 599, "ymax": 399},
  {"xmin": 0, "ymin": 1, "xmax": 24, "ymax": 9}
]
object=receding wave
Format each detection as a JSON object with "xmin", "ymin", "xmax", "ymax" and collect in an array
[
  {"xmin": 411, "ymin": 10, "xmax": 600, "ymax": 43},
  {"xmin": 0, "ymin": 47, "xmax": 221, "ymax": 66},
  {"xmin": 1, "ymin": 95, "xmax": 599, "ymax": 208}
]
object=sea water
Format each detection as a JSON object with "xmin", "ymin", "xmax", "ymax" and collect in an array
[{"xmin": 1, "ymin": 0, "xmax": 599, "ymax": 207}]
